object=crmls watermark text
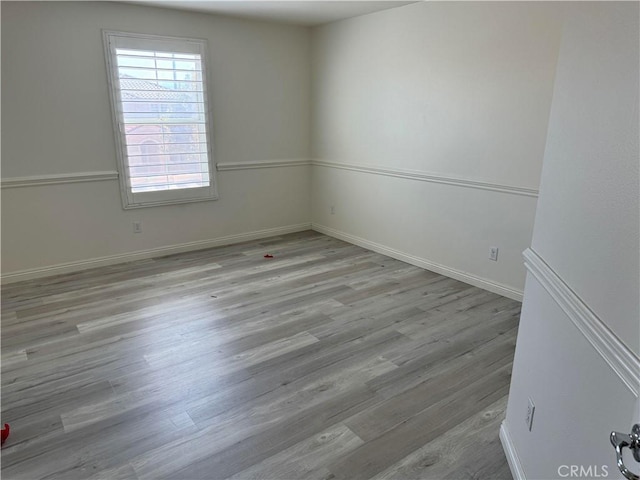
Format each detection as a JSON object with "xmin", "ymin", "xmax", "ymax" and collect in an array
[{"xmin": 557, "ymin": 465, "xmax": 609, "ymax": 478}]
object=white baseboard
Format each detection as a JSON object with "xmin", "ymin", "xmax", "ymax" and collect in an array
[
  {"xmin": 1, "ymin": 223, "xmax": 312, "ymax": 284},
  {"xmin": 2, "ymin": 222, "xmax": 524, "ymax": 301},
  {"xmin": 500, "ymin": 422, "xmax": 526, "ymax": 480},
  {"xmin": 311, "ymin": 223, "xmax": 523, "ymax": 301}
]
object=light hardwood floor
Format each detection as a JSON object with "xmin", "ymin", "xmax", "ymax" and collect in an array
[{"xmin": 1, "ymin": 231, "xmax": 518, "ymax": 480}]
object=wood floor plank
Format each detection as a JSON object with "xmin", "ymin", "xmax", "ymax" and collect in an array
[
  {"xmin": 346, "ymin": 328, "xmax": 516, "ymax": 441},
  {"xmin": 1, "ymin": 231, "xmax": 520, "ymax": 480},
  {"xmin": 1, "ymin": 349, "xmax": 28, "ymax": 368},
  {"xmin": 144, "ymin": 330, "xmax": 319, "ymax": 371},
  {"xmin": 326, "ymin": 364, "xmax": 513, "ymax": 480},
  {"xmin": 131, "ymin": 386, "xmax": 378, "ymax": 480},
  {"xmin": 226, "ymin": 423, "xmax": 364, "ymax": 480},
  {"xmin": 369, "ymin": 397, "xmax": 511, "ymax": 480},
  {"xmin": 1, "ymin": 404, "xmax": 199, "ymax": 479}
]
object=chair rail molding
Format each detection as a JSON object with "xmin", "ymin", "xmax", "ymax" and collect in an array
[
  {"xmin": 2, "ymin": 171, "xmax": 119, "ymax": 188},
  {"xmin": 312, "ymin": 160, "xmax": 539, "ymax": 197},
  {"xmin": 216, "ymin": 159, "xmax": 311, "ymax": 171},
  {"xmin": 523, "ymin": 248, "xmax": 640, "ymax": 397}
]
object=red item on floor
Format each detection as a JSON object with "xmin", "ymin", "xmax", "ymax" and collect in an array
[
  {"xmin": 1, "ymin": 424, "xmax": 10, "ymax": 446},
  {"xmin": 264, "ymin": 254, "xmax": 274, "ymax": 258}
]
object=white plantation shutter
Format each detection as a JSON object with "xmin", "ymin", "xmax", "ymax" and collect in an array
[{"xmin": 104, "ymin": 31, "xmax": 218, "ymax": 208}]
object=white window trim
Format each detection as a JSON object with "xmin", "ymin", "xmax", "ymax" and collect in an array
[{"xmin": 103, "ymin": 30, "xmax": 218, "ymax": 209}]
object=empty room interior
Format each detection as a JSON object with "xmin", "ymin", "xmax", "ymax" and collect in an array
[{"xmin": 1, "ymin": 1, "xmax": 639, "ymax": 479}]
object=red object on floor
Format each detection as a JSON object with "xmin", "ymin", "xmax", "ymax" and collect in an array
[
  {"xmin": 1, "ymin": 424, "xmax": 10, "ymax": 446},
  {"xmin": 264, "ymin": 254, "xmax": 274, "ymax": 258}
]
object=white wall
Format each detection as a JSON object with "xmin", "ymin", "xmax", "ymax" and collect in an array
[
  {"xmin": 1, "ymin": 1, "xmax": 311, "ymax": 278},
  {"xmin": 504, "ymin": 3, "xmax": 639, "ymax": 478},
  {"xmin": 310, "ymin": 2, "xmax": 566, "ymax": 298},
  {"xmin": 529, "ymin": 2, "xmax": 639, "ymax": 350}
]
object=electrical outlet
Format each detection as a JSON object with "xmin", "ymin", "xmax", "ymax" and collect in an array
[
  {"xmin": 330, "ymin": 206, "xmax": 335, "ymax": 215},
  {"xmin": 525, "ymin": 397, "xmax": 535, "ymax": 431},
  {"xmin": 489, "ymin": 247, "xmax": 499, "ymax": 261},
  {"xmin": 133, "ymin": 221, "xmax": 142, "ymax": 234}
]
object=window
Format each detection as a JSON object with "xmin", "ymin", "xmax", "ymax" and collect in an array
[{"xmin": 103, "ymin": 31, "xmax": 217, "ymax": 208}]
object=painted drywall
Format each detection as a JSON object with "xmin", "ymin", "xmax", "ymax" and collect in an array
[
  {"xmin": 1, "ymin": 1, "xmax": 311, "ymax": 275},
  {"xmin": 312, "ymin": 167, "xmax": 536, "ymax": 299},
  {"xmin": 529, "ymin": 2, "xmax": 640, "ymax": 351},
  {"xmin": 505, "ymin": 276, "xmax": 637, "ymax": 478},
  {"xmin": 310, "ymin": 2, "xmax": 566, "ymax": 296},
  {"xmin": 504, "ymin": 2, "xmax": 639, "ymax": 478}
]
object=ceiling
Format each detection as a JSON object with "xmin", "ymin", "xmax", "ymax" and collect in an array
[{"xmin": 119, "ymin": 1, "xmax": 417, "ymax": 26}]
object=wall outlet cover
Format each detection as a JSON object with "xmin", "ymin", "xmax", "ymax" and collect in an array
[{"xmin": 526, "ymin": 397, "xmax": 535, "ymax": 431}]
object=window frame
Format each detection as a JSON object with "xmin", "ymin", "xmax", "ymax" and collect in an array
[{"xmin": 103, "ymin": 30, "xmax": 218, "ymax": 209}]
